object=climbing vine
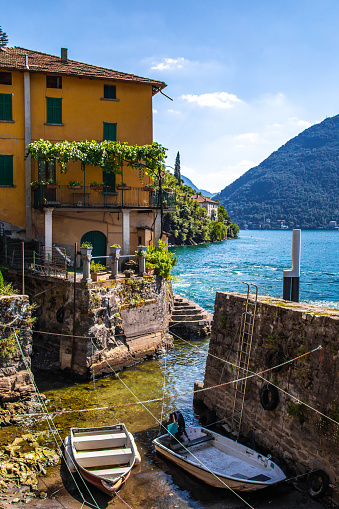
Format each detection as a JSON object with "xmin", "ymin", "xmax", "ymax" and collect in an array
[{"xmin": 26, "ymin": 139, "xmax": 168, "ymax": 182}]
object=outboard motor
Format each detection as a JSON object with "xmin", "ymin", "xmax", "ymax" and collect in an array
[{"xmin": 167, "ymin": 411, "xmax": 189, "ymax": 441}]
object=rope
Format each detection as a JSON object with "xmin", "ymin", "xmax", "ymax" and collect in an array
[
  {"xmin": 88, "ymin": 338, "xmax": 255, "ymax": 509},
  {"xmin": 14, "ymin": 331, "xmax": 101, "ymax": 509}
]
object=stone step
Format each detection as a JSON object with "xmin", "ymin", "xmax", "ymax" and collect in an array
[
  {"xmin": 172, "ymin": 309, "xmax": 203, "ymax": 316},
  {"xmin": 170, "ymin": 313, "xmax": 207, "ymax": 322}
]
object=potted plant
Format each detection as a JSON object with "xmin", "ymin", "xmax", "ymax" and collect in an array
[
  {"xmin": 142, "ymin": 183, "xmax": 154, "ymax": 192},
  {"xmin": 90, "ymin": 261, "xmax": 107, "ymax": 281},
  {"xmin": 46, "ymin": 179, "xmax": 59, "ymax": 189},
  {"xmin": 145, "ymin": 261, "xmax": 155, "ymax": 275},
  {"xmin": 89, "ymin": 181, "xmax": 104, "ymax": 191},
  {"xmin": 80, "ymin": 241, "xmax": 93, "ymax": 255},
  {"xmin": 116, "ymin": 183, "xmax": 131, "ymax": 190},
  {"xmin": 68, "ymin": 180, "xmax": 83, "ymax": 189},
  {"xmin": 30, "ymin": 180, "xmax": 42, "ymax": 190},
  {"xmin": 110, "ymin": 244, "xmax": 121, "ymax": 256},
  {"xmin": 136, "ymin": 245, "xmax": 147, "ymax": 256}
]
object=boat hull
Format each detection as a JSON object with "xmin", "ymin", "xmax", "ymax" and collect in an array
[{"xmin": 153, "ymin": 426, "xmax": 286, "ymax": 492}]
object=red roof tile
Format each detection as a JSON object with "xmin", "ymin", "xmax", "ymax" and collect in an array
[
  {"xmin": 0, "ymin": 47, "xmax": 166, "ymax": 95},
  {"xmin": 191, "ymin": 194, "xmax": 218, "ymax": 204}
]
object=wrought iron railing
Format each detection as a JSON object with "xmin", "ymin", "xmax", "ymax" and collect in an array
[{"xmin": 32, "ymin": 185, "xmax": 176, "ymax": 210}]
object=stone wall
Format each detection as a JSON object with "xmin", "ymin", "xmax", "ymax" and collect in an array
[
  {"xmin": 0, "ymin": 294, "xmax": 34, "ymax": 404},
  {"xmin": 4, "ymin": 271, "xmax": 172, "ymax": 378},
  {"xmin": 197, "ymin": 292, "xmax": 339, "ymax": 502}
]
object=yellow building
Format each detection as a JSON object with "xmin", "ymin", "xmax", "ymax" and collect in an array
[{"xmin": 0, "ymin": 46, "xmax": 172, "ymax": 260}]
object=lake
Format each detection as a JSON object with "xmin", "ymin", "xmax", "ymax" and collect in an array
[{"xmin": 4, "ymin": 230, "xmax": 335, "ymax": 508}]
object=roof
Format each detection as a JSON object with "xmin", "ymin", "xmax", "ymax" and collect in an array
[
  {"xmin": 191, "ymin": 194, "xmax": 218, "ymax": 204},
  {"xmin": 0, "ymin": 47, "xmax": 166, "ymax": 95}
]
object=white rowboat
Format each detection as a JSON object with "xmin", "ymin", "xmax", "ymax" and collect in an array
[
  {"xmin": 153, "ymin": 426, "xmax": 286, "ymax": 492},
  {"xmin": 65, "ymin": 424, "xmax": 140, "ymax": 496}
]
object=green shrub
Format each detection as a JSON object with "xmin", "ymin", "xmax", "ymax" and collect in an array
[
  {"xmin": 90, "ymin": 261, "xmax": 106, "ymax": 273},
  {"xmin": 146, "ymin": 240, "xmax": 178, "ymax": 280}
]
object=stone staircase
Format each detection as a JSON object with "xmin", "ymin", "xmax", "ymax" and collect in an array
[{"xmin": 169, "ymin": 294, "xmax": 213, "ymax": 339}]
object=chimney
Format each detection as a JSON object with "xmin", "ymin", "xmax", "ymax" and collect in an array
[{"xmin": 61, "ymin": 48, "xmax": 68, "ymax": 63}]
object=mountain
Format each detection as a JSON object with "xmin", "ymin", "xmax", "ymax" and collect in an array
[
  {"xmin": 181, "ymin": 175, "xmax": 216, "ymax": 198},
  {"xmin": 215, "ymin": 114, "xmax": 339, "ymax": 229}
]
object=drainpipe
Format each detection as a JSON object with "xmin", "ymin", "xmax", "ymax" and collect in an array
[
  {"xmin": 283, "ymin": 229, "xmax": 301, "ymax": 302},
  {"xmin": 24, "ymin": 57, "xmax": 32, "ymax": 241}
]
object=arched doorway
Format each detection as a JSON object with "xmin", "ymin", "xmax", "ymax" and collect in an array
[{"xmin": 81, "ymin": 231, "xmax": 107, "ymax": 265}]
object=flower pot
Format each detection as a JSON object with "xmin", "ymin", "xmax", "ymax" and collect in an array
[
  {"xmin": 90, "ymin": 186, "xmax": 103, "ymax": 191},
  {"xmin": 91, "ymin": 271, "xmax": 106, "ymax": 281},
  {"xmin": 110, "ymin": 246, "xmax": 121, "ymax": 256},
  {"xmin": 146, "ymin": 267, "xmax": 155, "ymax": 275},
  {"xmin": 46, "ymin": 184, "xmax": 59, "ymax": 189},
  {"xmin": 31, "ymin": 185, "xmax": 39, "ymax": 191},
  {"xmin": 142, "ymin": 187, "xmax": 154, "ymax": 192},
  {"xmin": 117, "ymin": 185, "xmax": 131, "ymax": 190},
  {"xmin": 80, "ymin": 246, "xmax": 93, "ymax": 256},
  {"xmin": 68, "ymin": 185, "xmax": 82, "ymax": 189}
]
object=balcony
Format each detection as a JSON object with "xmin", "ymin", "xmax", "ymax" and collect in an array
[{"xmin": 32, "ymin": 186, "xmax": 176, "ymax": 211}]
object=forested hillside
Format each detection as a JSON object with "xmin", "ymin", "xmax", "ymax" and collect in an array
[{"xmin": 215, "ymin": 114, "xmax": 339, "ymax": 228}]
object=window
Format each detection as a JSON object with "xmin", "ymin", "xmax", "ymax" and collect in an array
[
  {"xmin": 103, "ymin": 122, "xmax": 117, "ymax": 191},
  {"xmin": 103, "ymin": 122, "xmax": 117, "ymax": 141},
  {"xmin": 46, "ymin": 75, "xmax": 62, "ymax": 89},
  {"xmin": 0, "ymin": 93, "xmax": 12, "ymax": 121},
  {"xmin": 0, "ymin": 155, "xmax": 13, "ymax": 185},
  {"xmin": 0, "ymin": 72, "xmax": 12, "ymax": 85},
  {"xmin": 46, "ymin": 97, "xmax": 62, "ymax": 124},
  {"xmin": 39, "ymin": 158, "xmax": 56, "ymax": 182},
  {"xmin": 104, "ymin": 84, "xmax": 116, "ymax": 99}
]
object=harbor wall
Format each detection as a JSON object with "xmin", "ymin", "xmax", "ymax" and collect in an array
[
  {"xmin": 0, "ymin": 294, "xmax": 34, "ymax": 408},
  {"xmin": 196, "ymin": 291, "xmax": 339, "ymax": 502},
  {"xmin": 3, "ymin": 271, "xmax": 172, "ymax": 378}
]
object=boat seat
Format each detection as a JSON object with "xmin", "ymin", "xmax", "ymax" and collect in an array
[
  {"xmin": 73, "ymin": 432, "xmax": 127, "ymax": 450},
  {"xmin": 75, "ymin": 448, "xmax": 132, "ymax": 468},
  {"xmin": 171, "ymin": 434, "xmax": 213, "ymax": 452},
  {"xmin": 87, "ymin": 466, "xmax": 129, "ymax": 477}
]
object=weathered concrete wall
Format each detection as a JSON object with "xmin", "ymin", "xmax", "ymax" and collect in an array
[
  {"xmin": 197, "ymin": 292, "xmax": 339, "ymax": 502},
  {"xmin": 0, "ymin": 294, "xmax": 34, "ymax": 404},
  {"xmin": 4, "ymin": 272, "xmax": 172, "ymax": 378}
]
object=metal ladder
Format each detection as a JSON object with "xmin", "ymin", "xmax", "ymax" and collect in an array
[{"xmin": 230, "ymin": 282, "xmax": 258, "ymax": 440}]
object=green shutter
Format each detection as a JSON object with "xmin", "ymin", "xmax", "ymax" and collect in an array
[
  {"xmin": 0, "ymin": 155, "xmax": 13, "ymax": 185},
  {"xmin": 103, "ymin": 122, "xmax": 117, "ymax": 141},
  {"xmin": 46, "ymin": 97, "xmax": 62, "ymax": 124},
  {"xmin": 0, "ymin": 93, "xmax": 12, "ymax": 121},
  {"xmin": 104, "ymin": 84, "xmax": 116, "ymax": 99}
]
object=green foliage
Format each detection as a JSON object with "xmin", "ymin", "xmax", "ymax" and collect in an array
[
  {"xmin": 209, "ymin": 220, "xmax": 226, "ymax": 242},
  {"xmin": 26, "ymin": 139, "xmax": 167, "ymax": 182},
  {"xmin": 0, "ymin": 270, "xmax": 3, "ymax": 289},
  {"xmin": 0, "ymin": 330, "xmax": 17, "ymax": 360},
  {"xmin": 146, "ymin": 240, "xmax": 178, "ymax": 279},
  {"xmin": 216, "ymin": 114, "xmax": 339, "ymax": 229},
  {"xmin": 0, "ymin": 26, "xmax": 8, "ymax": 48},
  {"xmin": 174, "ymin": 151, "xmax": 181, "ymax": 183},
  {"xmin": 287, "ymin": 399, "xmax": 307, "ymax": 424},
  {"xmin": 68, "ymin": 180, "xmax": 82, "ymax": 186},
  {"xmin": 90, "ymin": 261, "xmax": 106, "ymax": 273},
  {"xmin": 80, "ymin": 242, "xmax": 92, "ymax": 248}
]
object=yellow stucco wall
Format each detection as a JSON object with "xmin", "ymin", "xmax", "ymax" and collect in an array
[{"xmin": 0, "ymin": 69, "xmax": 155, "ymax": 231}]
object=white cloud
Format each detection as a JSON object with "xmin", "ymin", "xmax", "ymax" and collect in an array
[
  {"xmin": 180, "ymin": 91, "xmax": 242, "ymax": 109},
  {"xmin": 168, "ymin": 109, "xmax": 181, "ymax": 114},
  {"xmin": 151, "ymin": 57, "xmax": 189, "ymax": 71},
  {"xmin": 153, "ymin": 108, "xmax": 158, "ymax": 114},
  {"xmin": 288, "ymin": 116, "xmax": 312, "ymax": 128},
  {"xmin": 236, "ymin": 132, "xmax": 259, "ymax": 143}
]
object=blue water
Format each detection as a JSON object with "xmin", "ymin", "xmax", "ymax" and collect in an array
[{"xmin": 170, "ymin": 230, "xmax": 339, "ymax": 312}]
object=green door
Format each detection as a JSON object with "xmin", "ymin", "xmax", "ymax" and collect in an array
[{"xmin": 81, "ymin": 231, "xmax": 107, "ymax": 266}]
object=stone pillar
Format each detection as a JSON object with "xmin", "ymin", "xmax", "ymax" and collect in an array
[
  {"xmin": 110, "ymin": 253, "xmax": 120, "ymax": 279},
  {"xmin": 44, "ymin": 208, "xmax": 54, "ymax": 264},
  {"xmin": 138, "ymin": 253, "xmax": 146, "ymax": 275},
  {"xmin": 81, "ymin": 249, "xmax": 92, "ymax": 283},
  {"xmin": 154, "ymin": 211, "xmax": 161, "ymax": 246},
  {"xmin": 122, "ymin": 210, "xmax": 130, "ymax": 255}
]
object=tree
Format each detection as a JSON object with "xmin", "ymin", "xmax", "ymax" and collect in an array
[
  {"xmin": 0, "ymin": 27, "xmax": 8, "ymax": 47},
  {"xmin": 174, "ymin": 151, "xmax": 181, "ymax": 183}
]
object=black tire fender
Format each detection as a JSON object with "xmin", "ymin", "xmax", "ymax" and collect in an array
[
  {"xmin": 260, "ymin": 384, "xmax": 279, "ymax": 411},
  {"xmin": 307, "ymin": 469, "xmax": 329, "ymax": 499}
]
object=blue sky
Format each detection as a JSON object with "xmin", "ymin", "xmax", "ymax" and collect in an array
[{"xmin": 3, "ymin": 0, "xmax": 339, "ymax": 192}]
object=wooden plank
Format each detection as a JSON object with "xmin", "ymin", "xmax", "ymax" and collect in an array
[{"xmin": 87, "ymin": 466, "xmax": 128, "ymax": 477}]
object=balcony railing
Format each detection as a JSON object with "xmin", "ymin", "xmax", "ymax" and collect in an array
[{"xmin": 32, "ymin": 186, "xmax": 176, "ymax": 210}]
